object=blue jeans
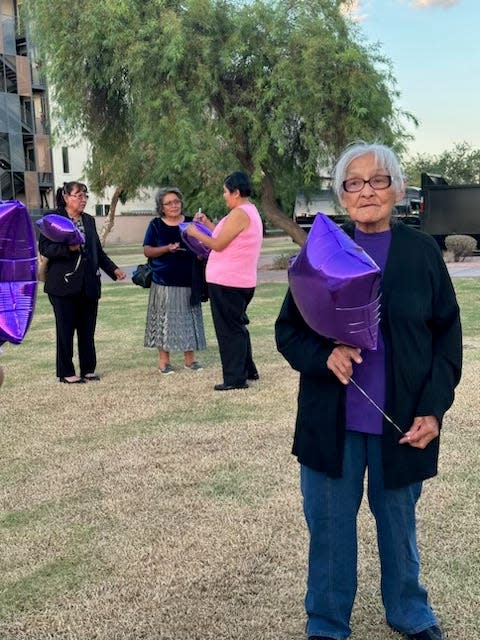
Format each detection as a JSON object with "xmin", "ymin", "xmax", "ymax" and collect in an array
[{"xmin": 300, "ymin": 431, "xmax": 438, "ymax": 639}]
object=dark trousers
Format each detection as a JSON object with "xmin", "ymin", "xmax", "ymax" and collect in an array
[
  {"xmin": 208, "ymin": 283, "xmax": 258, "ymax": 385},
  {"xmin": 48, "ymin": 292, "xmax": 99, "ymax": 378}
]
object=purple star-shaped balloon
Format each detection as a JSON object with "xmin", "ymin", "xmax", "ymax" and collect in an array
[
  {"xmin": 0, "ymin": 201, "xmax": 38, "ymax": 344},
  {"xmin": 288, "ymin": 213, "xmax": 381, "ymax": 351},
  {"xmin": 36, "ymin": 213, "xmax": 85, "ymax": 245},
  {"xmin": 179, "ymin": 221, "xmax": 212, "ymax": 259}
]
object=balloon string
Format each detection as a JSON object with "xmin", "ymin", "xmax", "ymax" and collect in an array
[{"xmin": 348, "ymin": 377, "xmax": 405, "ymax": 435}]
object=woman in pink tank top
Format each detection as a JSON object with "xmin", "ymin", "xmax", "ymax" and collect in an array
[{"xmin": 186, "ymin": 171, "xmax": 263, "ymax": 390}]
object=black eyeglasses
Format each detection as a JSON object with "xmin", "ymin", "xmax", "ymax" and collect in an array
[
  {"xmin": 342, "ymin": 175, "xmax": 392, "ymax": 193},
  {"xmin": 69, "ymin": 192, "xmax": 89, "ymax": 200},
  {"xmin": 163, "ymin": 198, "xmax": 182, "ymax": 207}
]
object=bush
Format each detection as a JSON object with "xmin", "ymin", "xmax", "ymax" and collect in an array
[
  {"xmin": 271, "ymin": 252, "xmax": 298, "ymax": 270},
  {"xmin": 445, "ymin": 235, "xmax": 477, "ymax": 262}
]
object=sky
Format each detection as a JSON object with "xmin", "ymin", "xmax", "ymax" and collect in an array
[{"xmin": 346, "ymin": 0, "xmax": 480, "ymax": 158}]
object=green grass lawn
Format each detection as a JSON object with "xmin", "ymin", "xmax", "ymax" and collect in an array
[
  {"xmin": 0, "ymin": 277, "xmax": 479, "ymax": 640},
  {"xmin": 104, "ymin": 234, "xmax": 298, "ymax": 268}
]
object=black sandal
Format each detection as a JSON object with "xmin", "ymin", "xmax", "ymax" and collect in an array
[{"xmin": 59, "ymin": 377, "xmax": 86, "ymax": 384}]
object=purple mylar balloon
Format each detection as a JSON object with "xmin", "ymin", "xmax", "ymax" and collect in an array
[
  {"xmin": 288, "ymin": 213, "xmax": 381, "ymax": 351},
  {"xmin": 36, "ymin": 213, "xmax": 85, "ymax": 245},
  {"xmin": 0, "ymin": 200, "xmax": 37, "ymax": 345},
  {"xmin": 179, "ymin": 221, "xmax": 212, "ymax": 259}
]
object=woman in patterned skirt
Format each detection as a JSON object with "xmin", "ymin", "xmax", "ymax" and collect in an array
[{"xmin": 143, "ymin": 187, "xmax": 206, "ymax": 374}]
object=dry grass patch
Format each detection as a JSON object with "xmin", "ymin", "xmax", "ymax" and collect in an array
[{"xmin": 0, "ymin": 280, "xmax": 479, "ymax": 639}]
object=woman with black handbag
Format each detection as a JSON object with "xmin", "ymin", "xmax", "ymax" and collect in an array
[
  {"xmin": 143, "ymin": 187, "xmax": 206, "ymax": 374},
  {"xmin": 39, "ymin": 182, "xmax": 126, "ymax": 384}
]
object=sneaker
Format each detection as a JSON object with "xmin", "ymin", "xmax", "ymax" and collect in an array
[
  {"xmin": 184, "ymin": 361, "xmax": 203, "ymax": 371},
  {"xmin": 159, "ymin": 364, "xmax": 174, "ymax": 375}
]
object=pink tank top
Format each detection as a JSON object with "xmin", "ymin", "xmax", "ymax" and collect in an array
[{"xmin": 206, "ymin": 203, "xmax": 263, "ymax": 288}]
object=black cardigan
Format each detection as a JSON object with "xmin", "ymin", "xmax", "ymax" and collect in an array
[
  {"xmin": 39, "ymin": 211, "xmax": 119, "ymax": 299},
  {"xmin": 275, "ymin": 222, "xmax": 462, "ymax": 489}
]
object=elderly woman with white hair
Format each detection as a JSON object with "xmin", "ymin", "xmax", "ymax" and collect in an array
[
  {"xmin": 275, "ymin": 142, "xmax": 462, "ymax": 640},
  {"xmin": 143, "ymin": 187, "xmax": 206, "ymax": 374}
]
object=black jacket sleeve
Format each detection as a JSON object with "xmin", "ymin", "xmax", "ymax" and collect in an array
[
  {"xmin": 275, "ymin": 289, "xmax": 336, "ymax": 378},
  {"xmin": 415, "ymin": 249, "xmax": 462, "ymax": 423}
]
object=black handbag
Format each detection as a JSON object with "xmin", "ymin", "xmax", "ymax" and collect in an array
[{"xmin": 132, "ymin": 262, "xmax": 152, "ymax": 288}]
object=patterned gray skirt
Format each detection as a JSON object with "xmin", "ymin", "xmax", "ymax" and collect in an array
[{"xmin": 144, "ymin": 283, "xmax": 206, "ymax": 351}]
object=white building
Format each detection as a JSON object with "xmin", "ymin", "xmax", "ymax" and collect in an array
[{"xmin": 51, "ymin": 138, "xmax": 156, "ymax": 217}]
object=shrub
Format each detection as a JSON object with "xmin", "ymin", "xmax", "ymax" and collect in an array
[
  {"xmin": 271, "ymin": 252, "xmax": 298, "ymax": 270},
  {"xmin": 445, "ymin": 235, "xmax": 477, "ymax": 262}
]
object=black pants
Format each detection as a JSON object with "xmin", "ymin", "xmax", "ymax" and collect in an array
[
  {"xmin": 48, "ymin": 292, "xmax": 99, "ymax": 378},
  {"xmin": 208, "ymin": 283, "xmax": 258, "ymax": 385}
]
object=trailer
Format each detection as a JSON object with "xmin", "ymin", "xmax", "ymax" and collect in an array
[
  {"xmin": 292, "ymin": 186, "xmax": 346, "ymax": 233},
  {"xmin": 420, "ymin": 173, "xmax": 480, "ymax": 249}
]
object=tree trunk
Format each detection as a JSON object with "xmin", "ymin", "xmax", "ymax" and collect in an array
[
  {"xmin": 260, "ymin": 173, "xmax": 307, "ymax": 247},
  {"xmin": 99, "ymin": 186, "xmax": 123, "ymax": 247}
]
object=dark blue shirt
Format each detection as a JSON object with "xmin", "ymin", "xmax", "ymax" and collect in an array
[{"xmin": 143, "ymin": 217, "xmax": 195, "ymax": 287}]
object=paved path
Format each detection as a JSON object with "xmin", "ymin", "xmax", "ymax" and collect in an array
[
  {"xmin": 110, "ymin": 255, "xmax": 480, "ymax": 285},
  {"xmin": 446, "ymin": 260, "xmax": 480, "ymax": 278},
  {"xmin": 256, "ymin": 255, "xmax": 480, "ymax": 284}
]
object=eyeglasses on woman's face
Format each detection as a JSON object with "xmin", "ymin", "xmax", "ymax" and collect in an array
[
  {"xmin": 68, "ymin": 192, "xmax": 89, "ymax": 200},
  {"xmin": 162, "ymin": 198, "xmax": 182, "ymax": 207},
  {"xmin": 342, "ymin": 175, "xmax": 392, "ymax": 193}
]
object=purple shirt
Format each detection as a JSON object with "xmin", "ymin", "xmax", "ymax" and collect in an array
[{"xmin": 345, "ymin": 229, "xmax": 391, "ymax": 435}]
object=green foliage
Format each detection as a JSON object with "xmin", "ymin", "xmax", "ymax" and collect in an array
[
  {"xmin": 24, "ymin": 0, "xmax": 152, "ymax": 199},
  {"xmin": 24, "ymin": 0, "xmax": 414, "ymax": 223},
  {"xmin": 404, "ymin": 142, "xmax": 480, "ymax": 186},
  {"xmin": 438, "ymin": 142, "xmax": 480, "ymax": 183}
]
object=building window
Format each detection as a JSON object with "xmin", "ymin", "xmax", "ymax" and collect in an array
[
  {"xmin": 95, "ymin": 204, "xmax": 110, "ymax": 217},
  {"xmin": 61, "ymin": 146, "xmax": 69, "ymax": 173}
]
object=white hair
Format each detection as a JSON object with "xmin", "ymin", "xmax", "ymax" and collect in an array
[{"xmin": 332, "ymin": 142, "xmax": 405, "ymax": 198}]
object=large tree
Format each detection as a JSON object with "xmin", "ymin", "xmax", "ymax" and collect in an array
[
  {"xmin": 25, "ymin": 0, "xmax": 414, "ymax": 245},
  {"xmin": 24, "ymin": 0, "xmax": 154, "ymax": 242},
  {"xmin": 404, "ymin": 142, "xmax": 480, "ymax": 187}
]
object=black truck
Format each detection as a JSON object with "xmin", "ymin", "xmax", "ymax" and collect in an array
[{"xmin": 420, "ymin": 172, "xmax": 480, "ymax": 248}]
